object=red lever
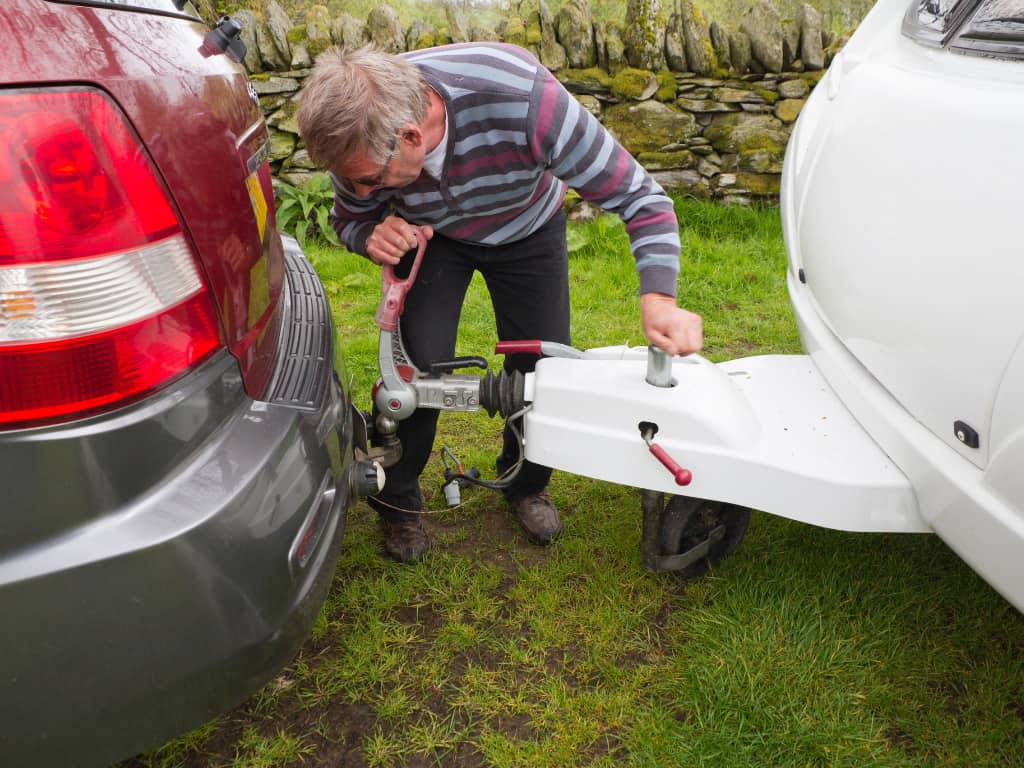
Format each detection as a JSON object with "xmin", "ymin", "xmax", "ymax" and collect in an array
[
  {"xmin": 647, "ymin": 443, "xmax": 692, "ymax": 486},
  {"xmin": 641, "ymin": 424, "xmax": 692, "ymax": 486},
  {"xmin": 374, "ymin": 229, "xmax": 428, "ymax": 332},
  {"xmin": 494, "ymin": 340, "xmax": 543, "ymax": 356}
]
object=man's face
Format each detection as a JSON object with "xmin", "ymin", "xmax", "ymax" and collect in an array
[{"xmin": 334, "ymin": 130, "xmax": 423, "ymax": 197}]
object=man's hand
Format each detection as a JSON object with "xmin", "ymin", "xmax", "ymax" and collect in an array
[
  {"xmin": 366, "ymin": 215, "xmax": 434, "ymax": 265},
  {"xmin": 640, "ymin": 292, "xmax": 703, "ymax": 356}
]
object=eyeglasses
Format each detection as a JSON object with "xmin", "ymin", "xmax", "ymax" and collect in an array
[{"xmin": 341, "ymin": 136, "xmax": 399, "ymax": 192}]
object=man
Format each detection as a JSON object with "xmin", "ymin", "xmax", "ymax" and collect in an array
[{"xmin": 298, "ymin": 43, "xmax": 703, "ymax": 563}]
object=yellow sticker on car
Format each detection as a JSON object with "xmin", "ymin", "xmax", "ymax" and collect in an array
[{"xmin": 246, "ymin": 172, "xmax": 268, "ymax": 243}]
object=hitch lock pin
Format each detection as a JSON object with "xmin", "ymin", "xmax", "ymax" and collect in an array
[{"xmin": 639, "ymin": 422, "xmax": 692, "ymax": 486}]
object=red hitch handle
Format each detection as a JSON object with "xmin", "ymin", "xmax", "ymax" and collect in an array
[
  {"xmin": 374, "ymin": 228, "xmax": 428, "ymax": 332},
  {"xmin": 647, "ymin": 443, "xmax": 692, "ymax": 486},
  {"xmin": 494, "ymin": 340, "xmax": 544, "ymax": 356},
  {"xmin": 494, "ymin": 340, "xmax": 586, "ymax": 359}
]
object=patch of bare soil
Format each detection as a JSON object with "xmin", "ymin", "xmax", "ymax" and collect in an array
[{"xmin": 427, "ymin": 497, "xmax": 551, "ymax": 574}]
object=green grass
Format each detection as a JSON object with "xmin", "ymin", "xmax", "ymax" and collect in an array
[{"xmin": 125, "ymin": 198, "xmax": 1024, "ymax": 768}]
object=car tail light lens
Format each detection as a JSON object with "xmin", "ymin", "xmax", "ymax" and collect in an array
[{"xmin": 0, "ymin": 88, "xmax": 223, "ymax": 429}]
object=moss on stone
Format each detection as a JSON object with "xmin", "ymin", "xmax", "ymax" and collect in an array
[
  {"xmin": 526, "ymin": 22, "xmax": 543, "ymax": 46},
  {"xmin": 610, "ymin": 67, "xmax": 657, "ymax": 100},
  {"xmin": 636, "ymin": 149, "xmax": 697, "ymax": 170},
  {"xmin": 704, "ymin": 120, "xmax": 734, "ymax": 151},
  {"xmin": 737, "ymin": 132, "xmax": 785, "ymax": 155},
  {"xmin": 627, "ymin": 0, "xmax": 665, "ymax": 61},
  {"xmin": 434, "ymin": 26, "xmax": 453, "ymax": 46},
  {"xmin": 802, "ymin": 70, "xmax": 826, "ymax": 86},
  {"xmin": 269, "ymin": 130, "xmax": 296, "ymax": 161},
  {"xmin": 705, "ymin": 113, "xmax": 788, "ymax": 156},
  {"xmin": 754, "ymin": 87, "xmax": 779, "ymax": 104},
  {"xmin": 557, "ymin": 67, "xmax": 612, "ymax": 90},
  {"xmin": 269, "ymin": 98, "xmax": 301, "ymax": 134},
  {"xmin": 286, "ymin": 25, "xmax": 307, "ymax": 46},
  {"xmin": 504, "ymin": 17, "xmax": 527, "ymax": 47},
  {"xmin": 306, "ymin": 38, "xmax": 331, "ymax": 57},
  {"xmin": 413, "ymin": 32, "xmax": 437, "ymax": 50},
  {"xmin": 604, "ymin": 100, "xmax": 698, "ymax": 153},
  {"xmin": 655, "ymin": 70, "xmax": 677, "ymax": 101},
  {"xmin": 693, "ymin": 6, "xmax": 719, "ymax": 74},
  {"xmin": 734, "ymin": 172, "xmax": 781, "ymax": 196},
  {"xmin": 737, "ymin": 150, "xmax": 783, "ymax": 173},
  {"xmin": 774, "ymin": 98, "xmax": 804, "ymax": 123}
]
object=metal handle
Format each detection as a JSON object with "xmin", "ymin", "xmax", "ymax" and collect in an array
[
  {"xmin": 645, "ymin": 345, "xmax": 675, "ymax": 387},
  {"xmin": 646, "ymin": 345, "xmax": 716, "ymax": 387}
]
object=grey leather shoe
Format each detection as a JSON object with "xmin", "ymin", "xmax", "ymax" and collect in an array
[
  {"xmin": 382, "ymin": 518, "xmax": 431, "ymax": 563},
  {"xmin": 509, "ymin": 491, "xmax": 563, "ymax": 544}
]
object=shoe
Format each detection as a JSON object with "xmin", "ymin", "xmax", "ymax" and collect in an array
[
  {"xmin": 509, "ymin": 491, "xmax": 563, "ymax": 544},
  {"xmin": 381, "ymin": 518, "xmax": 431, "ymax": 563}
]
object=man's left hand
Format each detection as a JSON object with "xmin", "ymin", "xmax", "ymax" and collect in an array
[{"xmin": 640, "ymin": 292, "xmax": 703, "ymax": 356}]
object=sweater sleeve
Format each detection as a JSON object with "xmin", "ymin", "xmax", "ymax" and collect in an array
[
  {"xmin": 327, "ymin": 172, "xmax": 389, "ymax": 257},
  {"xmin": 528, "ymin": 68, "xmax": 681, "ymax": 297}
]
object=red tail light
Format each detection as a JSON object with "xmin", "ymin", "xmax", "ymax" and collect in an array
[{"xmin": 0, "ymin": 88, "xmax": 223, "ymax": 429}]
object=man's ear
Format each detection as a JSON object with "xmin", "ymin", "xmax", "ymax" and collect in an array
[{"xmin": 401, "ymin": 123, "xmax": 424, "ymax": 148}]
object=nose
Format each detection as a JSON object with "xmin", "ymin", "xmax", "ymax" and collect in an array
[{"xmin": 351, "ymin": 182, "xmax": 378, "ymax": 196}]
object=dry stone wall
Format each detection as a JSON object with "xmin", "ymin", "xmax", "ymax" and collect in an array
[{"xmin": 238, "ymin": 0, "xmax": 842, "ymax": 204}]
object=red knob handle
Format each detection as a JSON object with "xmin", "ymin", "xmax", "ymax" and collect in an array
[
  {"xmin": 495, "ymin": 340, "xmax": 543, "ymax": 356},
  {"xmin": 648, "ymin": 443, "xmax": 692, "ymax": 486}
]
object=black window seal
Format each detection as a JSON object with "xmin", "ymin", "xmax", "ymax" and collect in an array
[{"xmin": 42, "ymin": 0, "xmax": 203, "ymax": 23}]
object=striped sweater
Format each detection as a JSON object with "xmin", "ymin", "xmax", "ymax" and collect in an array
[{"xmin": 330, "ymin": 43, "xmax": 681, "ymax": 297}]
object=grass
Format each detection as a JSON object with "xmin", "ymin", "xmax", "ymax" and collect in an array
[{"xmin": 124, "ymin": 198, "xmax": 1024, "ymax": 767}]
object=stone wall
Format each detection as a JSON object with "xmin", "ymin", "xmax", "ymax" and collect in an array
[{"xmin": 235, "ymin": 0, "xmax": 842, "ymax": 204}]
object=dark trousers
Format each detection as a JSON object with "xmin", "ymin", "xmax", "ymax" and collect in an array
[{"xmin": 369, "ymin": 211, "xmax": 570, "ymax": 522}]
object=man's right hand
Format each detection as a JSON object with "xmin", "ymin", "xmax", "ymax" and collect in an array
[{"xmin": 366, "ymin": 215, "xmax": 434, "ymax": 265}]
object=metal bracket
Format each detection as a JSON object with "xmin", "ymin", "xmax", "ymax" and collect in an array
[{"xmin": 648, "ymin": 524, "xmax": 726, "ymax": 572}]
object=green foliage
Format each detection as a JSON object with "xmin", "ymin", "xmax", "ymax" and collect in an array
[{"xmin": 273, "ymin": 174, "xmax": 340, "ymax": 249}]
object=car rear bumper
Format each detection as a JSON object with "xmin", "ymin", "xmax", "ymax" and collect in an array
[{"xmin": 0, "ymin": 238, "xmax": 351, "ymax": 766}]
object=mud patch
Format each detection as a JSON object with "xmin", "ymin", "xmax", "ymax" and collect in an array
[{"xmin": 883, "ymin": 725, "xmax": 914, "ymax": 752}]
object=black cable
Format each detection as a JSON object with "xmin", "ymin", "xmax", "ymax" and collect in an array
[{"xmin": 444, "ymin": 405, "xmax": 531, "ymax": 491}]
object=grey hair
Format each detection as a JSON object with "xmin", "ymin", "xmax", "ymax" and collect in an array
[{"xmin": 297, "ymin": 45, "xmax": 430, "ymax": 170}]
